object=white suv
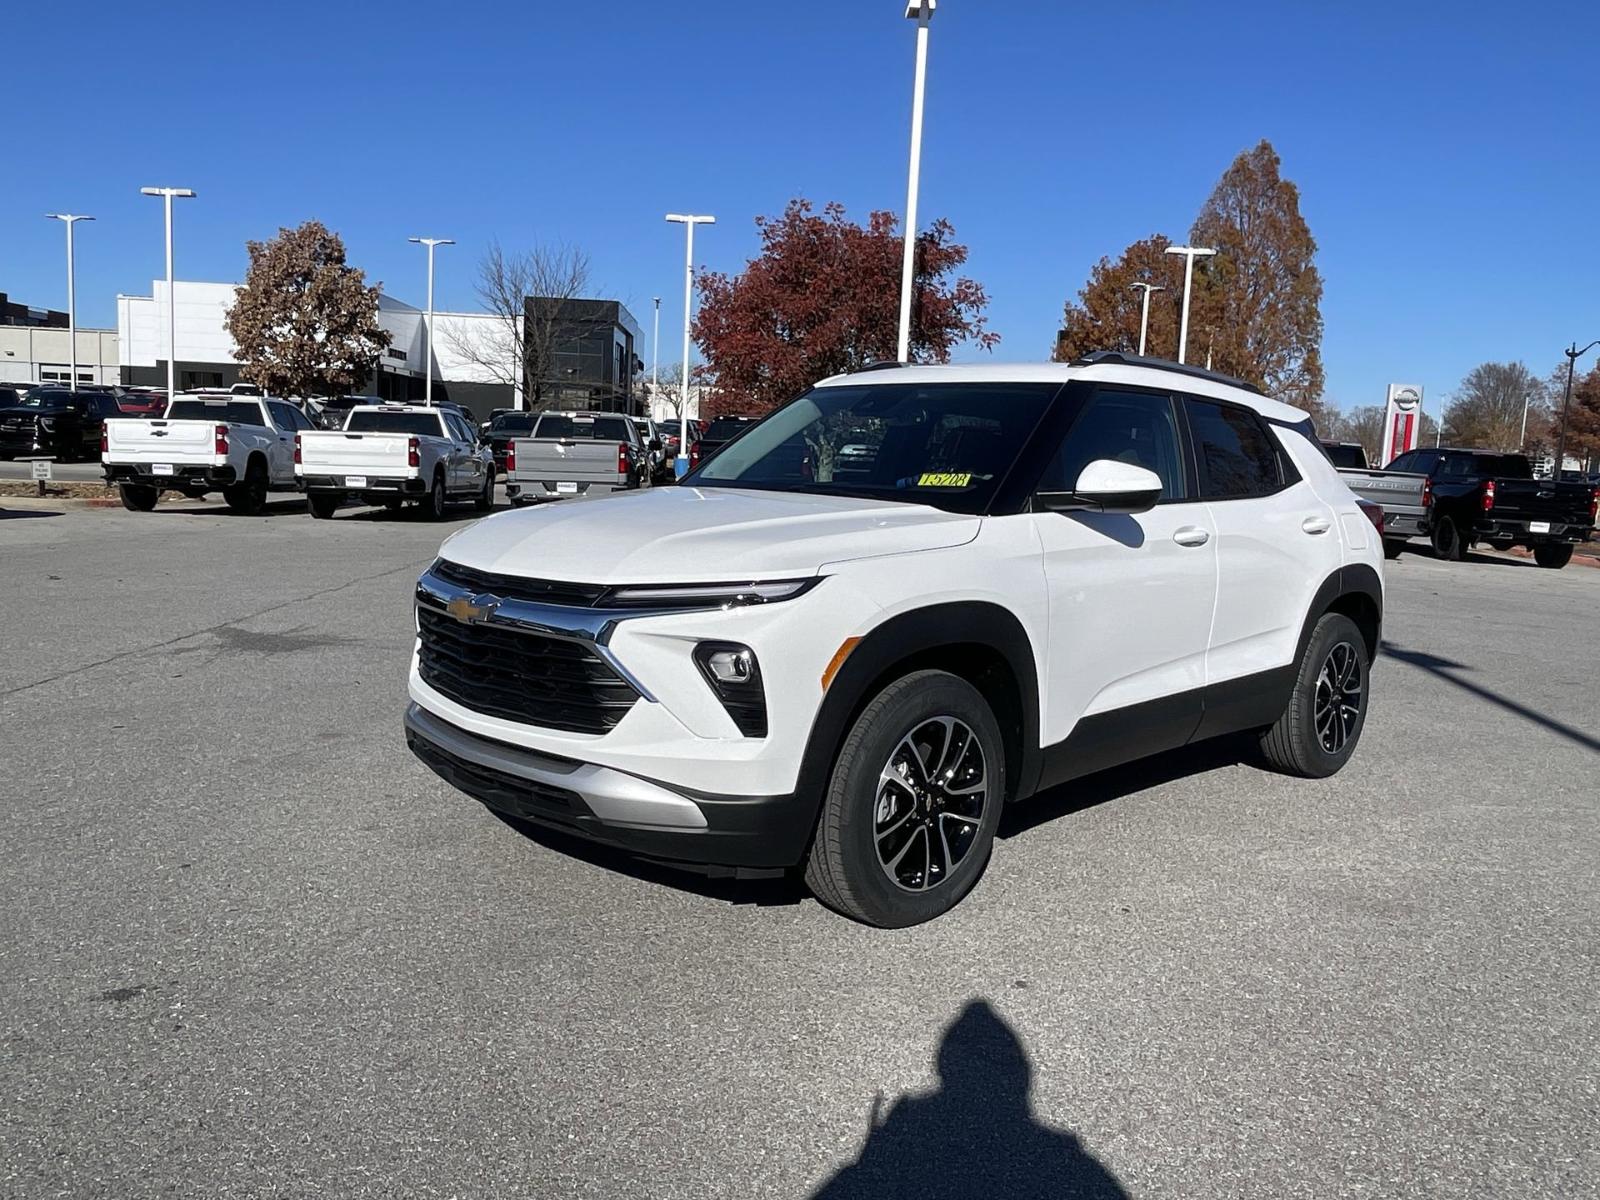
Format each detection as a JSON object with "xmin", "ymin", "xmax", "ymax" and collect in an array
[{"xmin": 405, "ymin": 354, "xmax": 1383, "ymax": 926}]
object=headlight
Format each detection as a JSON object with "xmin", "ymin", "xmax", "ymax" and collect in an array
[
  {"xmin": 693, "ymin": 641, "xmax": 767, "ymax": 737},
  {"xmin": 598, "ymin": 578, "xmax": 820, "ymax": 610}
]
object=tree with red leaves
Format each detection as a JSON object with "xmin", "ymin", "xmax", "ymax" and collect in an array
[{"xmin": 694, "ymin": 200, "xmax": 998, "ymax": 416}]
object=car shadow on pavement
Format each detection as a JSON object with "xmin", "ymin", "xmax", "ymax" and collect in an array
[
  {"xmin": 1381, "ymin": 641, "xmax": 1600, "ymax": 755},
  {"xmin": 811, "ymin": 999, "xmax": 1129, "ymax": 1199},
  {"xmin": 487, "ymin": 811, "xmax": 808, "ymax": 907},
  {"xmin": 0, "ymin": 508, "xmax": 61, "ymax": 521},
  {"xmin": 999, "ymin": 734, "xmax": 1256, "ymax": 840}
]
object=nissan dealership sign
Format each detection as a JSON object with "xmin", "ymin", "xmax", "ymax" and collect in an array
[{"xmin": 1380, "ymin": 384, "xmax": 1424, "ymax": 466}]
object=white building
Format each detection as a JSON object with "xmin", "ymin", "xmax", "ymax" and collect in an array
[
  {"xmin": 0, "ymin": 325, "xmax": 118, "ymax": 388},
  {"xmin": 116, "ymin": 280, "xmax": 514, "ymax": 416}
]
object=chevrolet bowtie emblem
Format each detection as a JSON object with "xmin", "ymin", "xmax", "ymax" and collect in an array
[{"xmin": 445, "ymin": 592, "xmax": 502, "ymax": 624}]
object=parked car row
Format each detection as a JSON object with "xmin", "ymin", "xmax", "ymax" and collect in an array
[{"xmin": 1322, "ymin": 440, "xmax": 1599, "ymax": 568}]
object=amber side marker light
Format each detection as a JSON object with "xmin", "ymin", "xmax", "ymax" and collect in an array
[{"xmin": 821, "ymin": 636, "xmax": 863, "ymax": 692}]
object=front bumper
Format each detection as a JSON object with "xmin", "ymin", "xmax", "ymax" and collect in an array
[{"xmin": 405, "ymin": 702, "xmax": 816, "ymax": 872}]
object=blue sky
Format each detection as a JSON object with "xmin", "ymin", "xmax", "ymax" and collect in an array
[{"xmin": 5, "ymin": 0, "xmax": 1596, "ymax": 413}]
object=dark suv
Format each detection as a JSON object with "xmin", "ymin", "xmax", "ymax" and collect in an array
[{"xmin": 0, "ymin": 388, "xmax": 123, "ymax": 461}]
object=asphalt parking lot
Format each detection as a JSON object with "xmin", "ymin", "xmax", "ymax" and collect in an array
[{"xmin": 2, "ymin": 499, "xmax": 1597, "ymax": 1199}]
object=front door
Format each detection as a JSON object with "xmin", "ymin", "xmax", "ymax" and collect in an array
[{"xmin": 1030, "ymin": 387, "xmax": 1218, "ymax": 782}]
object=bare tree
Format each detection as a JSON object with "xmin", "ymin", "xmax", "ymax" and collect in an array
[
  {"xmin": 644, "ymin": 362, "xmax": 687, "ymax": 419},
  {"xmin": 444, "ymin": 240, "xmax": 589, "ymax": 409},
  {"xmin": 1442, "ymin": 362, "xmax": 1549, "ymax": 451}
]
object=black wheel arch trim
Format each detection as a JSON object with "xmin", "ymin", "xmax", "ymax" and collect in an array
[
  {"xmin": 793, "ymin": 602, "xmax": 1044, "ymax": 831},
  {"xmin": 1296, "ymin": 563, "xmax": 1383, "ymax": 668}
]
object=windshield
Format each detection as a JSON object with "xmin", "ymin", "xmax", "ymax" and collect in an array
[
  {"xmin": 165, "ymin": 400, "xmax": 266, "ymax": 425},
  {"xmin": 489, "ymin": 414, "xmax": 537, "ymax": 435},
  {"xmin": 704, "ymin": 417, "xmax": 753, "ymax": 440},
  {"xmin": 15, "ymin": 390, "xmax": 74, "ymax": 409},
  {"xmin": 535, "ymin": 414, "xmax": 634, "ymax": 442},
  {"xmin": 686, "ymin": 382, "xmax": 1060, "ymax": 513},
  {"xmin": 345, "ymin": 410, "xmax": 444, "ymax": 436}
]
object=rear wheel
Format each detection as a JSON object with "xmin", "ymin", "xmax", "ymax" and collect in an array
[
  {"xmin": 1259, "ymin": 612, "xmax": 1369, "ymax": 778},
  {"xmin": 421, "ymin": 471, "xmax": 446, "ymax": 520},
  {"xmin": 805, "ymin": 670, "xmax": 1004, "ymax": 927},
  {"xmin": 1431, "ymin": 517, "xmax": 1465, "ymax": 561},
  {"xmin": 474, "ymin": 469, "xmax": 494, "ymax": 511},
  {"xmin": 1382, "ymin": 539, "xmax": 1404, "ymax": 560},
  {"xmin": 308, "ymin": 492, "xmax": 340, "ymax": 520},
  {"xmin": 1533, "ymin": 543, "xmax": 1573, "ymax": 570},
  {"xmin": 118, "ymin": 484, "xmax": 158, "ymax": 512},
  {"xmin": 224, "ymin": 460, "xmax": 268, "ymax": 515}
]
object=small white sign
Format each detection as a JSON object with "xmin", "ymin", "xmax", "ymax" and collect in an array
[
  {"xmin": 153, "ymin": 463, "xmax": 174, "ymax": 476},
  {"xmin": 30, "ymin": 459, "xmax": 52, "ymax": 481},
  {"xmin": 556, "ymin": 481, "xmax": 578, "ymax": 494},
  {"xmin": 346, "ymin": 475, "xmax": 368, "ymax": 489},
  {"xmin": 1529, "ymin": 521, "xmax": 1551, "ymax": 534}
]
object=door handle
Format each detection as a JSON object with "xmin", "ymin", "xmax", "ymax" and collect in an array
[
  {"xmin": 1173, "ymin": 526, "xmax": 1210, "ymax": 547},
  {"xmin": 1301, "ymin": 516, "xmax": 1332, "ymax": 535}
]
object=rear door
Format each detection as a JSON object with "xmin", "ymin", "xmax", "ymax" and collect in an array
[
  {"xmin": 1032, "ymin": 387, "xmax": 1217, "ymax": 757},
  {"xmin": 1183, "ymin": 396, "xmax": 1343, "ymax": 706}
]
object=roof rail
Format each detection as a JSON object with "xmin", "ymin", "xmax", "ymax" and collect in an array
[
  {"xmin": 1070, "ymin": 350, "xmax": 1265, "ymax": 396},
  {"xmin": 856, "ymin": 360, "xmax": 911, "ymax": 372}
]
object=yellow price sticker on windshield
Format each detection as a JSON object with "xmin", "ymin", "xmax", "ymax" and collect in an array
[{"xmin": 917, "ymin": 472, "xmax": 973, "ymax": 488}]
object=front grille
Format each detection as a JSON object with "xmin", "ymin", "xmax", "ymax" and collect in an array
[
  {"xmin": 417, "ymin": 606, "xmax": 639, "ymax": 734},
  {"xmin": 434, "ymin": 559, "xmax": 606, "ymax": 607}
]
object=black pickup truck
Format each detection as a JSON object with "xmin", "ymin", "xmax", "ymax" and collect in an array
[{"xmin": 1386, "ymin": 447, "xmax": 1598, "ymax": 568}]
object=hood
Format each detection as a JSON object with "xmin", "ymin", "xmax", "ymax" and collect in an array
[{"xmin": 439, "ymin": 486, "xmax": 980, "ymax": 584}]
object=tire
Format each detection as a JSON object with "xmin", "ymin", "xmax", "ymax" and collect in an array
[
  {"xmin": 1431, "ymin": 516, "xmax": 1465, "ymax": 561},
  {"xmin": 474, "ymin": 469, "xmax": 494, "ymax": 511},
  {"xmin": 308, "ymin": 493, "xmax": 340, "ymax": 520},
  {"xmin": 1259, "ymin": 612, "xmax": 1370, "ymax": 779},
  {"xmin": 382, "ymin": 498, "xmax": 404, "ymax": 513},
  {"xmin": 118, "ymin": 484, "xmax": 158, "ymax": 512},
  {"xmin": 1533, "ymin": 543, "xmax": 1573, "ymax": 570},
  {"xmin": 421, "ymin": 471, "xmax": 446, "ymax": 520},
  {"xmin": 804, "ymin": 670, "xmax": 1005, "ymax": 928},
  {"xmin": 1382, "ymin": 539, "xmax": 1404, "ymax": 560},
  {"xmin": 224, "ymin": 460, "xmax": 268, "ymax": 515}
]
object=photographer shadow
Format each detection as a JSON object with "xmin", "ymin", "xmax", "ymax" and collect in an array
[{"xmin": 812, "ymin": 1000, "xmax": 1129, "ymax": 1199}]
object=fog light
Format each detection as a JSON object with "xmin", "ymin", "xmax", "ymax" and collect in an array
[{"xmin": 693, "ymin": 641, "xmax": 767, "ymax": 737}]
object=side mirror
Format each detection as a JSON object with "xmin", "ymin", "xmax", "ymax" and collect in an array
[{"xmin": 1036, "ymin": 459, "xmax": 1163, "ymax": 515}]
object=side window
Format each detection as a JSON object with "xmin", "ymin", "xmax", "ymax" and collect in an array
[
  {"xmin": 1185, "ymin": 399, "xmax": 1285, "ymax": 500},
  {"xmin": 1389, "ymin": 451, "xmax": 1414, "ymax": 472},
  {"xmin": 1440, "ymin": 454, "xmax": 1473, "ymax": 478},
  {"xmin": 1038, "ymin": 389, "xmax": 1187, "ymax": 501}
]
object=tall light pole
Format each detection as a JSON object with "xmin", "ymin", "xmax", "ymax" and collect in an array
[
  {"xmin": 1554, "ymin": 340, "xmax": 1600, "ymax": 478},
  {"xmin": 1519, "ymin": 390, "xmax": 1534, "ymax": 450},
  {"xmin": 45, "ymin": 214, "xmax": 95, "ymax": 391},
  {"xmin": 140, "ymin": 187, "xmax": 196, "ymax": 398},
  {"xmin": 408, "ymin": 237, "xmax": 453, "ymax": 405},
  {"xmin": 650, "ymin": 296, "xmax": 661, "ymax": 414},
  {"xmin": 665, "ymin": 214, "xmax": 714, "ymax": 478},
  {"xmin": 896, "ymin": 0, "xmax": 936, "ymax": 363},
  {"xmin": 1164, "ymin": 244, "xmax": 1216, "ymax": 366},
  {"xmin": 1130, "ymin": 282, "xmax": 1163, "ymax": 357}
]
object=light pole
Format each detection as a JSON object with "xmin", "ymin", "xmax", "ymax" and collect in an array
[
  {"xmin": 896, "ymin": 0, "xmax": 936, "ymax": 362},
  {"xmin": 651, "ymin": 296, "xmax": 661, "ymax": 415},
  {"xmin": 408, "ymin": 237, "xmax": 453, "ymax": 405},
  {"xmin": 1130, "ymin": 282, "xmax": 1163, "ymax": 357},
  {"xmin": 140, "ymin": 187, "xmax": 196, "ymax": 398},
  {"xmin": 45, "ymin": 214, "xmax": 95, "ymax": 391},
  {"xmin": 1554, "ymin": 340, "xmax": 1600, "ymax": 478},
  {"xmin": 665, "ymin": 214, "xmax": 714, "ymax": 477},
  {"xmin": 1519, "ymin": 390, "xmax": 1534, "ymax": 450},
  {"xmin": 1163, "ymin": 244, "xmax": 1216, "ymax": 366}
]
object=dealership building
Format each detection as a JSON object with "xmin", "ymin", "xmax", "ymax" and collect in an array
[
  {"xmin": 1, "ymin": 291, "xmax": 119, "ymax": 388},
  {"xmin": 113, "ymin": 282, "xmax": 647, "ymax": 422}
]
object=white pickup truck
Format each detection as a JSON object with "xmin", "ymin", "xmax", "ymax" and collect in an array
[
  {"xmin": 102, "ymin": 393, "xmax": 316, "ymax": 513},
  {"xmin": 294, "ymin": 404, "xmax": 494, "ymax": 520}
]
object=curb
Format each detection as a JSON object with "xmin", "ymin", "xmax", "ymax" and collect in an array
[{"xmin": 0, "ymin": 495, "xmax": 122, "ymax": 511}]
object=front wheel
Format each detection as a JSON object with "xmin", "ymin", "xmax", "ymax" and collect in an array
[
  {"xmin": 1259, "ymin": 612, "xmax": 1370, "ymax": 778},
  {"xmin": 1533, "ymin": 543, "xmax": 1573, "ymax": 569},
  {"xmin": 805, "ymin": 670, "xmax": 1004, "ymax": 928},
  {"xmin": 119, "ymin": 484, "xmax": 158, "ymax": 512}
]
